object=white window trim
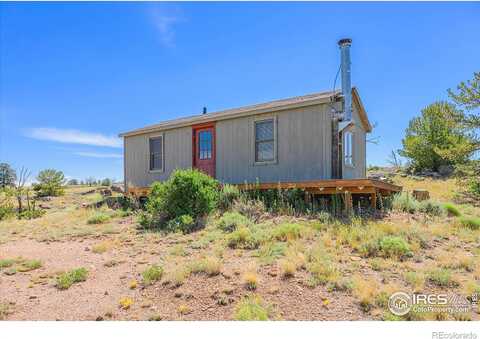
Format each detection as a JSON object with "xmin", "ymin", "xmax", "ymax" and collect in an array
[
  {"xmin": 344, "ymin": 129, "xmax": 355, "ymax": 168},
  {"xmin": 252, "ymin": 115, "xmax": 278, "ymax": 166},
  {"xmin": 147, "ymin": 133, "xmax": 165, "ymax": 173}
]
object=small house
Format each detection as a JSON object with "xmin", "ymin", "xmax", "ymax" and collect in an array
[{"xmin": 120, "ymin": 39, "xmax": 401, "ymax": 203}]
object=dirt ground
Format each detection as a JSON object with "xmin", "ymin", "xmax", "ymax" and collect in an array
[
  {"xmin": 1, "ymin": 182, "xmax": 479, "ymax": 321},
  {"xmin": 0, "ymin": 235, "xmax": 365, "ymax": 320}
]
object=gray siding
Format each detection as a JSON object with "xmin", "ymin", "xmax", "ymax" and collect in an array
[
  {"xmin": 124, "ymin": 100, "xmax": 368, "ymax": 188},
  {"xmin": 342, "ymin": 100, "xmax": 367, "ymax": 179},
  {"xmin": 215, "ymin": 104, "xmax": 334, "ymax": 184},
  {"xmin": 124, "ymin": 126, "xmax": 192, "ymax": 188}
]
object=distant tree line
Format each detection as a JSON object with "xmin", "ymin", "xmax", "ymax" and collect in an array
[
  {"xmin": 0, "ymin": 163, "xmax": 118, "ymax": 221},
  {"xmin": 398, "ymin": 71, "xmax": 479, "ymax": 198}
]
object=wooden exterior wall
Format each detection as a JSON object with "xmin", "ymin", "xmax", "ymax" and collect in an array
[
  {"xmin": 124, "ymin": 126, "xmax": 192, "ymax": 189},
  {"xmin": 123, "ymin": 99, "xmax": 368, "ymax": 189},
  {"xmin": 215, "ymin": 103, "xmax": 335, "ymax": 184}
]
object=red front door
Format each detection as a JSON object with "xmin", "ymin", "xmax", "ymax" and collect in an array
[{"xmin": 193, "ymin": 124, "xmax": 216, "ymax": 178}]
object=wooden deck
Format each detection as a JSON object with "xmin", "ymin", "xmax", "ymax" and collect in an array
[
  {"xmin": 236, "ymin": 179, "xmax": 401, "ymax": 195},
  {"xmin": 236, "ymin": 179, "xmax": 402, "ymax": 209},
  {"xmin": 127, "ymin": 179, "xmax": 401, "ymax": 209}
]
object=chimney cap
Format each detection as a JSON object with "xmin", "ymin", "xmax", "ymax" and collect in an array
[{"xmin": 338, "ymin": 38, "xmax": 352, "ymax": 47}]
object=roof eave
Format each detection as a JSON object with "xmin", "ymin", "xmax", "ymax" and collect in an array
[
  {"xmin": 352, "ymin": 87, "xmax": 372, "ymax": 133},
  {"xmin": 119, "ymin": 94, "xmax": 336, "ymax": 138}
]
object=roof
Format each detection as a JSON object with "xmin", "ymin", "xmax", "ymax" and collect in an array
[{"xmin": 119, "ymin": 88, "xmax": 371, "ymax": 137}]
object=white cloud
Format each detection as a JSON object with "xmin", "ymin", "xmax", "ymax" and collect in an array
[
  {"xmin": 74, "ymin": 151, "xmax": 123, "ymax": 159},
  {"xmin": 25, "ymin": 127, "xmax": 122, "ymax": 148},
  {"xmin": 149, "ymin": 5, "xmax": 183, "ymax": 47}
]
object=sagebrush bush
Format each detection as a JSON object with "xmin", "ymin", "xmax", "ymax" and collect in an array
[
  {"xmin": 232, "ymin": 198, "xmax": 266, "ymax": 222},
  {"xmin": 165, "ymin": 214, "xmax": 196, "ymax": 233},
  {"xmin": 190, "ymin": 256, "xmax": 222, "ymax": 276},
  {"xmin": 272, "ymin": 223, "xmax": 306, "ymax": 242},
  {"xmin": 142, "ymin": 264, "xmax": 164, "ymax": 285},
  {"xmin": 443, "ymin": 203, "xmax": 461, "ymax": 217},
  {"xmin": 392, "ymin": 192, "xmax": 419, "ymax": 214},
  {"xmin": 418, "ymin": 200, "xmax": 444, "ymax": 216},
  {"xmin": 234, "ymin": 295, "xmax": 270, "ymax": 320},
  {"xmin": 360, "ymin": 235, "xmax": 411, "ymax": 259},
  {"xmin": 217, "ymin": 211, "xmax": 250, "ymax": 233},
  {"xmin": 87, "ymin": 212, "xmax": 110, "ymax": 224},
  {"xmin": 428, "ymin": 268, "xmax": 458, "ymax": 287},
  {"xmin": 227, "ymin": 227, "xmax": 261, "ymax": 249},
  {"xmin": 459, "ymin": 216, "xmax": 480, "ymax": 230},
  {"xmin": 140, "ymin": 169, "xmax": 220, "ymax": 232},
  {"xmin": 378, "ymin": 236, "xmax": 412, "ymax": 258},
  {"xmin": 18, "ymin": 209, "xmax": 45, "ymax": 220},
  {"xmin": 18, "ymin": 259, "xmax": 42, "ymax": 272},
  {"xmin": 218, "ymin": 184, "xmax": 241, "ymax": 210},
  {"xmin": 56, "ymin": 268, "xmax": 88, "ymax": 290}
]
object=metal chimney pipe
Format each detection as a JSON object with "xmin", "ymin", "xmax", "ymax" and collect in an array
[{"xmin": 338, "ymin": 38, "xmax": 352, "ymax": 121}]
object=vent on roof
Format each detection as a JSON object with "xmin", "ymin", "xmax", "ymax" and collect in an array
[{"xmin": 202, "ymin": 107, "xmax": 207, "ymax": 114}]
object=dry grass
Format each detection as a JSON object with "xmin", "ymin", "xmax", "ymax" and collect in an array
[
  {"xmin": 190, "ymin": 256, "xmax": 222, "ymax": 276},
  {"xmin": 165, "ymin": 265, "xmax": 192, "ymax": 287},
  {"xmin": 392, "ymin": 176, "xmax": 458, "ymax": 202},
  {"xmin": 1, "ymin": 182, "xmax": 480, "ymax": 320},
  {"xmin": 0, "ymin": 186, "xmax": 127, "ymax": 243},
  {"xmin": 243, "ymin": 269, "xmax": 258, "ymax": 291},
  {"xmin": 177, "ymin": 304, "xmax": 191, "ymax": 315},
  {"xmin": 352, "ymin": 276, "xmax": 379, "ymax": 312}
]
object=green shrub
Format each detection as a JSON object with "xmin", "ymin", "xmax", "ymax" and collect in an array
[
  {"xmin": 359, "ymin": 236, "xmax": 411, "ymax": 259},
  {"xmin": 165, "ymin": 214, "xmax": 196, "ymax": 233},
  {"xmin": 459, "ymin": 216, "xmax": 480, "ymax": 230},
  {"xmin": 190, "ymin": 257, "xmax": 222, "ymax": 276},
  {"xmin": 142, "ymin": 264, "xmax": 164, "ymax": 285},
  {"xmin": 418, "ymin": 200, "xmax": 444, "ymax": 216},
  {"xmin": 443, "ymin": 203, "xmax": 461, "ymax": 217},
  {"xmin": 428, "ymin": 268, "xmax": 458, "ymax": 287},
  {"xmin": 227, "ymin": 227, "xmax": 261, "ymax": 249},
  {"xmin": 33, "ymin": 169, "xmax": 66, "ymax": 197},
  {"xmin": 140, "ymin": 169, "xmax": 220, "ymax": 231},
  {"xmin": 56, "ymin": 268, "xmax": 88, "ymax": 290},
  {"xmin": 18, "ymin": 209, "xmax": 45, "ymax": 220},
  {"xmin": 253, "ymin": 241, "xmax": 287, "ymax": 264},
  {"xmin": 392, "ymin": 192, "xmax": 419, "ymax": 214},
  {"xmin": 218, "ymin": 211, "xmax": 250, "ymax": 233},
  {"xmin": 218, "ymin": 184, "xmax": 241, "ymax": 210},
  {"xmin": 245, "ymin": 187, "xmax": 308, "ymax": 215},
  {"xmin": 378, "ymin": 236, "xmax": 412, "ymax": 258},
  {"xmin": 307, "ymin": 261, "xmax": 340, "ymax": 286},
  {"xmin": 0, "ymin": 259, "xmax": 15, "ymax": 268},
  {"xmin": 272, "ymin": 223, "xmax": 306, "ymax": 241},
  {"xmin": 232, "ymin": 198, "xmax": 266, "ymax": 222},
  {"xmin": 87, "ymin": 212, "xmax": 110, "ymax": 224},
  {"xmin": 18, "ymin": 259, "xmax": 42, "ymax": 272},
  {"xmin": 234, "ymin": 295, "xmax": 271, "ymax": 320}
]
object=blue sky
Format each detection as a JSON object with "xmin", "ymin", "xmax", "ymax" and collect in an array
[{"xmin": 1, "ymin": 1, "xmax": 479, "ymax": 182}]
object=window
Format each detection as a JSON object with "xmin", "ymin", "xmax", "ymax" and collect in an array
[
  {"xmin": 149, "ymin": 136, "xmax": 164, "ymax": 171},
  {"xmin": 198, "ymin": 130, "xmax": 212, "ymax": 160},
  {"xmin": 255, "ymin": 119, "xmax": 275, "ymax": 163},
  {"xmin": 344, "ymin": 131, "xmax": 354, "ymax": 166}
]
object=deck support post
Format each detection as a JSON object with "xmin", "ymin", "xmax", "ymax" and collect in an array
[
  {"xmin": 370, "ymin": 191, "xmax": 377, "ymax": 209},
  {"xmin": 344, "ymin": 191, "xmax": 353, "ymax": 215}
]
